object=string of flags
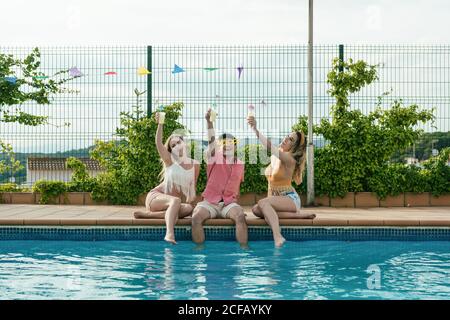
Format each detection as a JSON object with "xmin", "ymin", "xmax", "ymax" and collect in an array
[
  {"xmin": 2, "ymin": 63, "xmax": 250, "ymax": 84},
  {"xmin": 2, "ymin": 64, "xmax": 266, "ymax": 107}
]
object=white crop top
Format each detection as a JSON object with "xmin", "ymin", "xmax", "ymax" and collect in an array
[{"xmin": 163, "ymin": 160, "xmax": 196, "ymax": 202}]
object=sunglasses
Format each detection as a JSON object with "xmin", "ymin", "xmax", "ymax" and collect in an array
[{"xmin": 217, "ymin": 138, "xmax": 239, "ymax": 145}]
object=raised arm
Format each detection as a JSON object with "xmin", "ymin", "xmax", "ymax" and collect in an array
[
  {"xmin": 205, "ymin": 108, "xmax": 217, "ymax": 158},
  {"xmin": 247, "ymin": 116, "xmax": 292, "ymax": 164},
  {"xmin": 155, "ymin": 113, "xmax": 172, "ymax": 166}
]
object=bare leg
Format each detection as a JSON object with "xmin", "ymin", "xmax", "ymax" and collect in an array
[
  {"xmin": 252, "ymin": 204, "xmax": 316, "ymax": 219},
  {"xmin": 228, "ymin": 207, "xmax": 248, "ymax": 246},
  {"xmin": 191, "ymin": 207, "xmax": 211, "ymax": 244},
  {"xmin": 258, "ymin": 198, "xmax": 286, "ymax": 247},
  {"xmin": 179, "ymin": 203, "xmax": 193, "ymax": 218},
  {"xmin": 276, "ymin": 211, "xmax": 316, "ymax": 219},
  {"xmin": 252, "ymin": 204, "xmax": 264, "ymax": 218},
  {"xmin": 133, "ymin": 210, "xmax": 166, "ymax": 219},
  {"xmin": 164, "ymin": 197, "xmax": 181, "ymax": 244},
  {"xmin": 134, "ymin": 203, "xmax": 193, "ymax": 219},
  {"xmin": 134, "ymin": 194, "xmax": 181, "ymax": 244}
]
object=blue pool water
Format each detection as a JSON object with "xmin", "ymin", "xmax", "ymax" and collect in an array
[{"xmin": 1, "ymin": 240, "xmax": 450, "ymax": 300}]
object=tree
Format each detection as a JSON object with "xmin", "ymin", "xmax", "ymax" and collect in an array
[
  {"xmin": 1, "ymin": 47, "xmax": 76, "ymax": 179},
  {"xmin": 1, "ymin": 47, "xmax": 77, "ymax": 126}
]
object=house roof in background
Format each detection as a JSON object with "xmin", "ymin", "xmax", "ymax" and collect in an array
[{"xmin": 27, "ymin": 158, "xmax": 103, "ymax": 171}]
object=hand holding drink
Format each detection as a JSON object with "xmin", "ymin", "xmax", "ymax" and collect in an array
[
  {"xmin": 247, "ymin": 105, "xmax": 256, "ymax": 129},
  {"xmin": 156, "ymin": 105, "xmax": 165, "ymax": 124},
  {"xmin": 210, "ymin": 103, "xmax": 217, "ymax": 122},
  {"xmin": 247, "ymin": 104, "xmax": 255, "ymax": 117}
]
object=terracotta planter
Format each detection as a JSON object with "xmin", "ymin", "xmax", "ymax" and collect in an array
[
  {"xmin": 137, "ymin": 193, "xmax": 147, "ymax": 206},
  {"xmin": 60, "ymin": 192, "xmax": 84, "ymax": 205},
  {"xmin": 380, "ymin": 194, "xmax": 405, "ymax": 207},
  {"xmin": 300, "ymin": 194, "xmax": 307, "ymax": 207},
  {"xmin": 405, "ymin": 192, "xmax": 430, "ymax": 207},
  {"xmin": 315, "ymin": 195, "xmax": 330, "ymax": 207},
  {"xmin": 0, "ymin": 192, "xmax": 12, "ymax": 204},
  {"xmin": 355, "ymin": 192, "xmax": 380, "ymax": 207},
  {"xmin": 84, "ymin": 193, "xmax": 109, "ymax": 205},
  {"xmin": 330, "ymin": 192, "xmax": 355, "ymax": 208},
  {"xmin": 238, "ymin": 193, "xmax": 256, "ymax": 206},
  {"xmin": 430, "ymin": 194, "xmax": 450, "ymax": 206},
  {"xmin": 255, "ymin": 193, "xmax": 268, "ymax": 203},
  {"xmin": 10, "ymin": 192, "xmax": 35, "ymax": 204},
  {"xmin": 34, "ymin": 193, "xmax": 60, "ymax": 204}
]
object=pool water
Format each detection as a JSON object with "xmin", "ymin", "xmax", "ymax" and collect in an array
[{"xmin": 1, "ymin": 240, "xmax": 450, "ymax": 300}]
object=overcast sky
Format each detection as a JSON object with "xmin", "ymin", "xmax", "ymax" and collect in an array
[{"xmin": 2, "ymin": 0, "xmax": 450, "ymax": 45}]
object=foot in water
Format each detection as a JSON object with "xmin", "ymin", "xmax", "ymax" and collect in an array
[
  {"xmin": 275, "ymin": 236, "xmax": 286, "ymax": 247},
  {"xmin": 164, "ymin": 233, "xmax": 177, "ymax": 245}
]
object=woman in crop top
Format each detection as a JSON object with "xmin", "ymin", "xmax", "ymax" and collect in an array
[
  {"xmin": 133, "ymin": 112, "xmax": 200, "ymax": 244},
  {"xmin": 247, "ymin": 115, "xmax": 316, "ymax": 247}
]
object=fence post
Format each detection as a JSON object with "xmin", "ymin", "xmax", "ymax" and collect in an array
[
  {"xmin": 339, "ymin": 44, "xmax": 344, "ymax": 71},
  {"xmin": 306, "ymin": 0, "xmax": 315, "ymax": 206},
  {"xmin": 147, "ymin": 45, "xmax": 153, "ymax": 117}
]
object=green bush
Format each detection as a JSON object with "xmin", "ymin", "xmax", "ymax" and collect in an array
[
  {"xmin": 65, "ymin": 157, "xmax": 96, "ymax": 192},
  {"xmin": 89, "ymin": 101, "xmax": 186, "ymax": 204},
  {"xmin": 422, "ymin": 147, "xmax": 450, "ymax": 196},
  {"xmin": 32, "ymin": 180, "xmax": 67, "ymax": 204},
  {"xmin": 292, "ymin": 58, "xmax": 436, "ymax": 199},
  {"xmin": 0, "ymin": 183, "xmax": 22, "ymax": 192}
]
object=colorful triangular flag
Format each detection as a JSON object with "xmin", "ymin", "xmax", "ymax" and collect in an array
[
  {"xmin": 237, "ymin": 66, "xmax": 244, "ymax": 79},
  {"xmin": 172, "ymin": 64, "xmax": 185, "ymax": 74},
  {"xmin": 69, "ymin": 67, "xmax": 83, "ymax": 78},
  {"xmin": 104, "ymin": 71, "xmax": 117, "ymax": 76},
  {"xmin": 34, "ymin": 75, "xmax": 49, "ymax": 80},
  {"xmin": 137, "ymin": 67, "xmax": 151, "ymax": 76},
  {"xmin": 203, "ymin": 67, "xmax": 219, "ymax": 71}
]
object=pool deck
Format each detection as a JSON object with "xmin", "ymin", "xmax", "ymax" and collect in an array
[{"xmin": 0, "ymin": 204, "xmax": 449, "ymax": 227}]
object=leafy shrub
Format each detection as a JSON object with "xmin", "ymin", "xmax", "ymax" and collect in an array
[
  {"xmin": 32, "ymin": 180, "xmax": 67, "ymax": 204},
  {"xmin": 292, "ymin": 58, "xmax": 436, "ymax": 198}
]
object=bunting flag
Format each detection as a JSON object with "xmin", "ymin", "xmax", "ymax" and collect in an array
[
  {"xmin": 1, "ymin": 64, "xmax": 266, "ymax": 82},
  {"xmin": 172, "ymin": 64, "xmax": 185, "ymax": 74},
  {"xmin": 237, "ymin": 66, "xmax": 244, "ymax": 79},
  {"xmin": 69, "ymin": 67, "xmax": 83, "ymax": 77},
  {"xmin": 4, "ymin": 76, "xmax": 17, "ymax": 84},
  {"xmin": 137, "ymin": 67, "xmax": 151, "ymax": 75}
]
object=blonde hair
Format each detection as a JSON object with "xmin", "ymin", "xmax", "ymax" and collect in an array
[
  {"xmin": 291, "ymin": 131, "xmax": 307, "ymax": 185},
  {"xmin": 158, "ymin": 134, "xmax": 184, "ymax": 182}
]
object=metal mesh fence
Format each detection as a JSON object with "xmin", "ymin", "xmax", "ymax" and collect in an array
[{"xmin": 1, "ymin": 45, "xmax": 449, "ymax": 185}]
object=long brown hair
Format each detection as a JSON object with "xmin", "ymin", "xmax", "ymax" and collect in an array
[
  {"xmin": 158, "ymin": 134, "xmax": 184, "ymax": 182},
  {"xmin": 291, "ymin": 131, "xmax": 307, "ymax": 185}
]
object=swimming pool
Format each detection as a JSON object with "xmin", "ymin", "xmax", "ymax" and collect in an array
[{"xmin": 1, "ymin": 240, "xmax": 449, "ymax": 299}]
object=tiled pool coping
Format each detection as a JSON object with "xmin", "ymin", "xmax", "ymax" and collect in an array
[
  {"xmin": 1, "ymin": 204, "xmax": 450, "ymax": 240},
  {"xmin": 1, "ymin": 226, "xmax": 450, "ymax": 241}
]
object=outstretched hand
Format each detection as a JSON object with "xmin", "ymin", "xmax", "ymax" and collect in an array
[
  {"xmin": 205, "ymin": 108, "xmax": 212, "ymax": 122},
  {"xmin": 247, "ymin": 116, "xmax": 257, "ymax": 130}
]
